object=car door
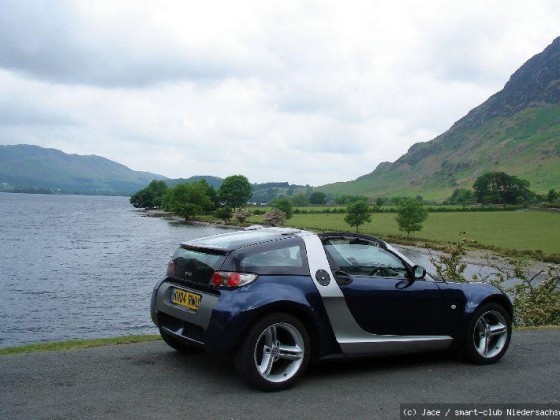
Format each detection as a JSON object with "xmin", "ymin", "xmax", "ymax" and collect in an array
[{"xmin": 321, "ymin": 235, "xmax": 446, "ymax": 336}]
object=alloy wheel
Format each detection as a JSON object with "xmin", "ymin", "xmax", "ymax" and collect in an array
[{"xmin": 253, "ymin": 322, "xmax": 305, "ymax": 383}]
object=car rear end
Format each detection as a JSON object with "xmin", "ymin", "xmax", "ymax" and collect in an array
[{"xmin": 150, "ymin": 228, "xmax": 308, "ymax": 352}]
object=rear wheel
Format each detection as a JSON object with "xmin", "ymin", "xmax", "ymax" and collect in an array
[
  {"xmin": 463, "ymin": 303, "xmax": 511, "ymax": 364},
  {"xmin": 159, "ymin": 328, "xmax": 203, "ymax": 354},
  {"xmin": 234, "ymin": 313, "xmax": 310, "ymax": 391}
]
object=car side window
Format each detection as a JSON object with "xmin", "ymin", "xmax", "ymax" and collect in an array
[
  {"xmin": 240, "ymin": 245, "xmax": 303, "ymax": 269},
  {"xmin": 223, "ymin": 239, "xmax": 309, "ymax": 276},
  {"xmin": 323, "ymin": 237, "xmax": 407, "ymax": 278}
]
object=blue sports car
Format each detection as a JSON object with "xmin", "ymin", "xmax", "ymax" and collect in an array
[{"xmin": 151, "ymin": 227, "xmax": 512, "ymax": 391}]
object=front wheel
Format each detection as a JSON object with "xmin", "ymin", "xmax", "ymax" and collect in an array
[
  {"xmin": 463, "ymin": 303, "xmax": 511, "ymax": 364},
  {"xmin": 234, "ymin": 313, "xmax": 310, "ymax": 391}
]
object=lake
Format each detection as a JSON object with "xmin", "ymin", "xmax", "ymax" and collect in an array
[{"xmin": 0, "ymin": 193, "xmax": 231, "ymax": 348}]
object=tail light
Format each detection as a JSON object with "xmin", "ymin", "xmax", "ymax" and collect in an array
[
  {"xmin": 210, "ymin": 271, "xmax": 258, "ymax": 288},
  {"xmin": 167, "ymin": 260, "xmax": 175, "ymax": 276}
]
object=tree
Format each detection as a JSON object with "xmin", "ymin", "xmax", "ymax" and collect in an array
[
  {"xmin": 548, "ymin": 189, "xmax": 558, "ymax": 203},
  {"xmin": 344, "ymin": 200, "xmax": 371, "ymax": 232},
  {"xmin": 309, "ymin": 191, "xmax": 327, "ymax": 205},
  {"xmin": 334, "ymin": 195, "xmax": 351, "ymax": 205},
  {"xmin": 218, "ymin": 175, "xmax": 252, "ymax": 209},
  {"xmin": 271, "ymin": 198, "xmax": 293, "ymax": 219},
  {"xmin": 396, "ymin": 197, "xmax": 428, "ymax": 239},
  {"xmin": 263, "ymin": 208, "xmax": 286, "ymax": 226},
  {"xmin": 130, "ymin": 180, "xmax": 168, "ymax": 209},
  {"xmin": 473, "ymin": 172, "xmax": 532, "ymax": 204},
  {"xmin": 290, "ymin": 193, "xmax": 309, "ymax": 206},
  {"xmin": 447, "ymin": 188, "xmax": 475, "ymax": 208},
  {"xmin": 198, "ymin": 179, "xmax": 219, "ymax": 208},
  {"xmin": 167, "ymin": 182, "xmax": 214, "ymax": 220}
]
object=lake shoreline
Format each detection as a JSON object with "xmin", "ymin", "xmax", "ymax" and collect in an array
[{"xmin": 140, "ymin": 209, "xmax": 551, "ymax": 280}]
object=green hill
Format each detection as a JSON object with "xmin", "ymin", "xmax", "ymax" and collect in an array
[
  {"xmin": 318, "ymin": 37, "xmax": 560, "ymax": 201},
  {"xmin": 0, "ymin": 144, "xmax": 167, "ymax": 195},
  {"xmin": 0, "ymin": 145, "xmax": 311, "ymax": 200},
  {"xmin": 166, "ymin": 176, "xmax": 223, "ymax": 189}
]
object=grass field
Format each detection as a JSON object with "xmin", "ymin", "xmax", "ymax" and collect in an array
[{"xmin": 247, "ymin": 210, "xmax": 560, "ymax": 256}]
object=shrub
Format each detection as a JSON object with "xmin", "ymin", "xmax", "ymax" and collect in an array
[
  {"xmin": 431, "ymin": 241, "xmax": 560, "ymax": 327},
  {"xmin": 271, "ymin": 198, "xmax": 293, "ymax": 219},
  {"xmin": 263, "ymin": 208, "xmax": 286, "ymax": 227},
  {"xmin": 214, "ymin": 206, "xmax": 233, "ymax": 224},
  {"xmin": 431, "ymin": 239, "xmax": 468, "ymax": 283},
  {"xmin": 233, "ymin": 208, "xmax": 252, "ymax": 224}
]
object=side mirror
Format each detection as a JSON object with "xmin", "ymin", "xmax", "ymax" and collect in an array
[{"xmin": 411, "ymin": 265, "xmax": 426, "ymax": 280}]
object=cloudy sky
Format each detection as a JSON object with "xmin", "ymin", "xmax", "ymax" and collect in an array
[{"xmin": 0, "ymin": 1, "xmax": 559, "ymax": 186}]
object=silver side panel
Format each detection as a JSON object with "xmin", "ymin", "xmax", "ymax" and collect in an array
[{"xmin": 299, "ymin": 232, "xmax": 452, "ymax": 356}]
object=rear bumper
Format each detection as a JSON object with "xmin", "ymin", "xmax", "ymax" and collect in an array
[{"xmin": 151, "ymin": 279, "xmax": 220, "ymax": 347}]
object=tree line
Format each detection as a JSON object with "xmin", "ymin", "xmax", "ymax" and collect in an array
[
  {"xmin": 130, "ymin": 175, "xmax": 252, "ymax": 220},
  {"xmin": 446, "ymin": 171, "xmax": 558, "ymax": 206},
  {"xmin": 130, "ymin": 170, "xmax": 557, "ymax": 239}
]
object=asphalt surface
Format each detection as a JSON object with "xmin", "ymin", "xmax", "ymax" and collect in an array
[{"xmin": 1, "ymin": 330, "xmax": 559, "ymax": 420}]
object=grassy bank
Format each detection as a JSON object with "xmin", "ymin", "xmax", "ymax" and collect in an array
[
  {"xmin": 0, "ymin": 335, "xmax": 161, "ymax": 356},
  {"xmin": 3, "ymin": 327, "xmax": 559, "ymax": 356},
  {"xmin": 244, "ymin": 209, "xmax": 560, "ymax": 258}
]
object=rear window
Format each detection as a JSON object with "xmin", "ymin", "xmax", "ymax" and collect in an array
[{"xmin": 170, "ymin": 247, "xmax": 226, "ymax": 284}]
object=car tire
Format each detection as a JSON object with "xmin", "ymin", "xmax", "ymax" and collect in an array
[
  {"xmin": 234, "ymin": 313, "xmax": 310, "ymax": 391},
  {"xmin": 463, "ymin": 303, "xmax": 511, "ymax": 364},
  {"xmin": 159, "ymin": 328, "xmax": 204, "ymax": 354}
]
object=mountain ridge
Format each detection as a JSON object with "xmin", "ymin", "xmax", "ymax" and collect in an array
[
  {"xmin": 0, "ymin": 144, "xmax": 168, "ymax": 195},
  {"xmin": 0, "ymin": 144, "xmax": 311, "ymax": 200},
  {"xmin": 318, "ymin": 37, "xmax": 560, "ymax": 200}
]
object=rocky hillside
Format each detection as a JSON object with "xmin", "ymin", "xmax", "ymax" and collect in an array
[{"xmin": 318, "ymin": 37, "xmax": 560, "ymax": 201}]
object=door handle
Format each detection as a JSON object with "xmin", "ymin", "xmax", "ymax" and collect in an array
[{"xmin": 334, "ymin": 270, "xmax": 353, "ymax": 285}]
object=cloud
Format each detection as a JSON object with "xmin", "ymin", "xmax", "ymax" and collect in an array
[
  {"xmin": 0, "ymin": 1, "xmax": 266, "ymax": 87},
  {"xmin": 0, "ymin": 0, "xmax": 559, "ymax": 186}
]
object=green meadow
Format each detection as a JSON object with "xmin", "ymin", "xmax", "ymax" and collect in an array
[{"xmin": 247, "ymin": 210, "xmax": 560, "ymax": 256}]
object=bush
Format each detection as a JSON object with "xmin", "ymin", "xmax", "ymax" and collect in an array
[
  {"xmin": 271, "ymin": 198, "xmax": 293, "ymax": 219},
  {"xmin": 506, "ymin": 264, "xmax": 560, "ymax": 326},
  {"xmin": 233, "ymin": 208, "xmax": 252, "ymax": 224},
  {"xmin": 263, "ymin": 208, "xmax": 286, "ymax": 227},
  {"xmin": 215, "ymin": 206, "xmax": 233, "ymax": 223},
  {"xmin": 431, "ymin": 240, "xmax": 560, "ymax": 327}
]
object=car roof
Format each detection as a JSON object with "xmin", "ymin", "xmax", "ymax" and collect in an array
[{"xmin": 181, "ymin": 226, "xmax": 307, "ymax": 252}]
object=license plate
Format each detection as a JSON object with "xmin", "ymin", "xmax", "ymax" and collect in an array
[{"xmin": 171, "ymin": 288, "xmax": 202, "ymax": 311}]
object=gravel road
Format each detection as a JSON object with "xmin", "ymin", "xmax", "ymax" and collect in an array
[{"xmin": 1, "ymin": 329, "xmax": 559, "ymax": 419}]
